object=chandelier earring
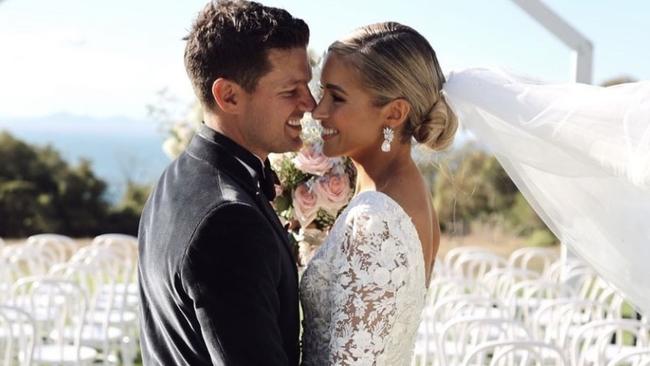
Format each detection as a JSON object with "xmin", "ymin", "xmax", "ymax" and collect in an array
[{"xmin": 381, "ymin": 127, "xmax": 394, "ymax": 152}]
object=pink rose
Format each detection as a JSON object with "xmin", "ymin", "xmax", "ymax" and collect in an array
[
  {"xmin": 293, "ymin": 146, "xmax": 334, "ymax": 176},
  {"xmin": 314, "ymin": 174, "xmax": 351, "ymax": 215},
  {"xmin": 292, "ymin": 183, "xmax": 319, "ymax": 227}
]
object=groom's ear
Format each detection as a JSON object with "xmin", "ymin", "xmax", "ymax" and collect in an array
[
  {"xmin": 381, "ymin": 98, "xmax": 411, "ymax": 129},
  {"xmin": 212, "ymin": 78, "xmax": 245, "ymax": 114}
]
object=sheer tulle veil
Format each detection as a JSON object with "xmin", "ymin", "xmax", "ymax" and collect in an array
[{"xmin": 443, "ymin": 68, "xmax": 650, "ymax": 314}]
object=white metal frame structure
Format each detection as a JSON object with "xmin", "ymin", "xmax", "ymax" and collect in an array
[{"xmin": 510, "ymin": 0, "xmax": 593, "ymax": 84}]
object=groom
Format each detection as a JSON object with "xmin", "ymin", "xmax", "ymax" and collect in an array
[{"xmin": 137, "ymin": 1, "xmax": 315, "ymax": 365}]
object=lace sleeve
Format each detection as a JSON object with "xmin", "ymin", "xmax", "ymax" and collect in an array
[{"xmin": 327, "ymin": 207, "xmax": 410, "ymax": 365}]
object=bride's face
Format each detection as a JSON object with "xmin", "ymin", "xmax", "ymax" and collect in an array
[{"xmin": 312, "ymin": 53, "xmax": 383, "ymax": 159}]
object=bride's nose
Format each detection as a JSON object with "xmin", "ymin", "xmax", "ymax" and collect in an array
[{"xmin": 312, "ymin": 100, "xmax": 327, "ymax": 120}]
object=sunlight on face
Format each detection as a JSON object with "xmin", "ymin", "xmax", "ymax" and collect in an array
[
  {"xmin": 240, "ymin": 48, "xmax": 316, "ymax": 157},
  {"xmin": 312, "ymin": 54, "xmax": 382, "ymax": 159}
]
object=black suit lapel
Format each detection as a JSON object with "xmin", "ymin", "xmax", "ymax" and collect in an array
[{"xmin": 254, "ymin": 193, "xmax": 298, "ymax": 278}]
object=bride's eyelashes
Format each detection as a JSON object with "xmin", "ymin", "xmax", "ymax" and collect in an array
[
  {"xmin": 331, "ymin": 93, "xmax": 346, "ymax": 103},
  {"xmin": 320, "ymin": 82, "xmax": 348, "ymax": 104}
]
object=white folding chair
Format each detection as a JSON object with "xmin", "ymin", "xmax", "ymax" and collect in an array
[
  {"xmin": 12, "ymin": 278, "xmax": 98, "ymax": 365},
  {"xmin": 461, "ymin": 339, "xmax": 568, "ymax": 366},
  {"xmin": 543, "ymin": 257, "xmax": 587, "ymax": 284},
  {"xmin": 482, "ymin": 268, "xmax": 540, "ymax": 301},
  {"xmin": 91, "ymin": 234, "xmax": 137, "ymax": 261},
  {"xmin": 438, "ymin": 316, "xmax": 533, "ymax": 366},
  {"xmin": 583, "ymin": 277, "xmax": 626, "ymax": 319},
  {"xmin": 571, "ymin": 319, "xmax": 650, "ymax": 366},
  {"xmin": 560, "ymin": 265, "xmax": 598, "ymax": 300},
  {"xmin": 91, "ymin": 234, "xmax": 139, "ymax": 309},
  {"xmin": 531, "ymin": 298, "xmax": 608, "ymax": 356},
  {"xmin": 427, "ymin": 277, "xmax": 492, "ymax": 307},
  {"xmin": 607, "ymin": 348, "xmax": 650, "ymax": 366},
  {"xmin": 444, "ymin": 247, "xmax": 493, "ymax": 274},
  {"xmin": 26, "ymin": 234, "xmax": 76, "ymax": 265},
  {"xmin": 76, "ymin": 244, "xmax": 139, "ymax": 365},
  {"xmin": 432, "ymin": 255, "xmax": 450, "ymax": 279},
  {"xmin": 505, "ymin": 279, "xmax": 576, "ymax": 324},
  {"xmin": 0, "ymin": 305, "xmax": 35, "ymax": 366},
  {"xmin": 8, "ymin": 276, "xmax": 55, "ymax": 325},
  {"xmin": 508, "ymin": 247, "xmax": 559, "ymax": 274},
  {"xmin": 6, "ymin": 244, "xmax": 52, "ymax": 278},
  {"xmin": 452, "ymin": 251, "xmax": 508, "ymax": 280},
  {"xmin": 415, "ymin": 295, "xmax": 509, "ymax": 365},
  {"xmin": 0, "ymin": 257, "xmax": 22, "ymax": 303},
  {"xmin": 49, "ymin": 259, "xmax": 126, "ymax": 365}
]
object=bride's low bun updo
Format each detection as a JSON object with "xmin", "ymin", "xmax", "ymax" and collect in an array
[
  {"xmin": 412, "ymin": 95, "xmax": 458, "ymax": 151},
  {"xmin": 328, "ymin": 22, "xmax": 458, "ymax": 151}
]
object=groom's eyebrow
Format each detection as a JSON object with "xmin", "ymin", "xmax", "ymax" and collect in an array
[
  {"xmin": 280, "ymin": 77, "xmax": 310, "ymax": 88},
  {"xmin": 324, "ymin": 83, "xmax": 348, "ymax": 95}
]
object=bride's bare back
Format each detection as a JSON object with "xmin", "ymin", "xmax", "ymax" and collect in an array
[{"xmin": 381, "ymin": 162, "xmax": 440, "ymax": 287}]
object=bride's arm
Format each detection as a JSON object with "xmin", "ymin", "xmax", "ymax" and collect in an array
[{"xmin": 327, "ymin": 209, "xmax": 410, "ymax": 364}]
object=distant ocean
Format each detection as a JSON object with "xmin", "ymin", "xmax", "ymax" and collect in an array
[{"xmin": 0, "ymin": 113, "xmax": 172, "ymax": 203}]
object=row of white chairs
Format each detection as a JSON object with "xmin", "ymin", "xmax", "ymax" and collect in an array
[
  {"xmin": 436, "ymin": 246, "xmax": 559, "ymax": 278},
  {"xmin": 414, "ymin": 294, "xmax": 650, "ymax": 365},
  {"xmin": 434, "ymin": 246, "xmax": 629, "ymax": 318},
  {"xmin": 0, "ymin": 233, "xmax": 139, "ymax": 366},
  {"xmin": 412, "ymin": 245, "xmax": 648, "ymax": 365}
]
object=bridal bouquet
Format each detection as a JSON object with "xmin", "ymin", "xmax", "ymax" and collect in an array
[{"xmin": 269, "ymin": 116, "xmax": 355, "ymax": 265}]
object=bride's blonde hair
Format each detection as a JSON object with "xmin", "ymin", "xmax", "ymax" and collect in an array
[{"xmin": 328, "ymin": 22, "xmax": 458, "ymax": 151}]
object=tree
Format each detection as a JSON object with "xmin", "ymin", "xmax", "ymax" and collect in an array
[
  {"xmin": 0, "ymin": 131, "xmax": 148, "ymax": 237},
  {"xmin": 431, "ymin": 144, "xmax": 555, "ymax": 243},
  {"xmin": 106, "ymin": 181, "xmax": 152, "ymax": 235}
]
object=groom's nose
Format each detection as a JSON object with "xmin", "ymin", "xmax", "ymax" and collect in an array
[{"xmin": 299, "ymin": 88, "xmax": 317, "ymax": 112}]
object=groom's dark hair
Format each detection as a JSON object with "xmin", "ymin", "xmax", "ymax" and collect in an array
[{"xmin": 184, "ymin": 0, "xmax": 310, "ymax": 110}]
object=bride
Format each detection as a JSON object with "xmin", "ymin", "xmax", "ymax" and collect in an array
[
  {"xmin": 300, "ymin": 22, "xmax": 457, "ymax": 365},
  {"xmin": 301, "ymin": 18, "xmax": 650, "ymax": 366}
]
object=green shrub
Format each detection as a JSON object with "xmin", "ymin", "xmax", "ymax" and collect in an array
[
  {"xmin": 0, "ymin": 131, "xmax": 150, "ymax": 237},
  {"xmin": 525, "ymin": 229, "xmax": 558, "ymax": 247}
]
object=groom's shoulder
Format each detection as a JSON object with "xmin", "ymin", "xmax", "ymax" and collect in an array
[
  {"xmin": 144, "ymin": 152, "xmax": 262, "ymax": 233},
  {"xmin": 170, "ymin": 150, "xmax": 257, "ymax": 204}
]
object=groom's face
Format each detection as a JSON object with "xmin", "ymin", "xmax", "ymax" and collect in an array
[{"xmin": 239, "ymin": 47, "xmax": 315, "ymax": 157}]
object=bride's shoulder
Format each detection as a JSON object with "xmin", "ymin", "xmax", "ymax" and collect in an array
[
  {"xmin": 346, "ymin": 191, "xmax": 399, "ymax": 214},
  {"xmin": 342, "ymin": 191, "xmax": 411, "ymax": 227}
]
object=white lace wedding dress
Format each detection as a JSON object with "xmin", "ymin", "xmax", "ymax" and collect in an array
[{"xmin": 300, "ymin": 190, "xmax": 427, "ymax": 366}]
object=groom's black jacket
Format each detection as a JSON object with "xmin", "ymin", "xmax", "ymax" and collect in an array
[{"xmin": 138, "ymin": 124, "xmax": 299, "ymax": 365}]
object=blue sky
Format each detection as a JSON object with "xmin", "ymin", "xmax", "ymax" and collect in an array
[{"xmin": 0, "ymin": 0, "xmax": 648, "ymax": 119}]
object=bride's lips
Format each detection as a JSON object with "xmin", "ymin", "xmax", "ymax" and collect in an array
[{"xmin": 321, "ymin": 126, "xmax": 339, "ymax": 141}]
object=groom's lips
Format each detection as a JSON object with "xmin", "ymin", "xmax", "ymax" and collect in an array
[{"xmin": 286, "ymin": 118, "xmax": 302, "ymax": 130}]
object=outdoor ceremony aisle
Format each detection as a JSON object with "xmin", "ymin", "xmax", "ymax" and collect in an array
[
  {"xmin": 3, "ymin": 233, "xmax": 650, "ymax": 365},
  {"xmin": 1, "ymin": 234, "xmax": 140, "ymax": 365},
  {"xmin": 411, "ymin": 245, "xmax": 650, "ymax": 366}
]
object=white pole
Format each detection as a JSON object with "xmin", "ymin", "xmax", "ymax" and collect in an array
[{"xmin": 510, "ymin": 0, "xmax": 593, "ymax": 84}]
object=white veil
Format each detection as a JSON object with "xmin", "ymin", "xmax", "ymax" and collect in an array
[{"xmin": 443, "ymin": 68, "xmax": 650, "ymax": 315}]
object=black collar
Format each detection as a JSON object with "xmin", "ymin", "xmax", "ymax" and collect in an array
[{"xmin": 196, "ymin": 124, "xmax": 277, "ymax": 201}]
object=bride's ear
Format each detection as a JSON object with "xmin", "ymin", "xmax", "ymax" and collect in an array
[
  {"xmin": 381, "ymin": 98, "xmax": 411, "ymax": 129},
  {"xmin": 212, "ymin": 78, "xmax": 245, "ymax": 114}
]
